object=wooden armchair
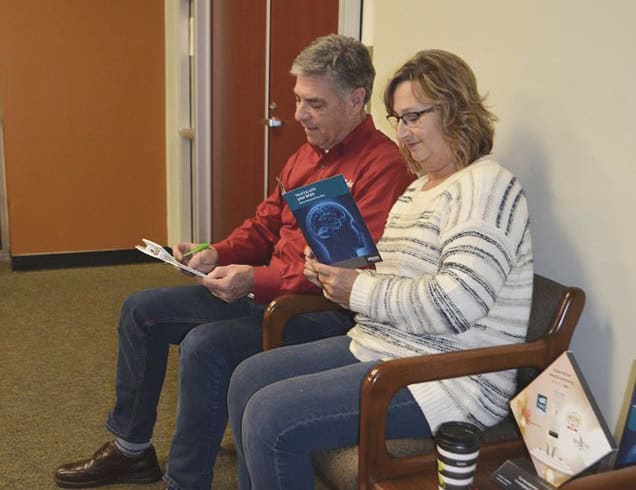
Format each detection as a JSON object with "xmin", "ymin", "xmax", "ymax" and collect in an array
[
  {"xmin": 262, "ymin": 274, "xmax": 586, "ymax": 490},
  {"xmin": 262, "ymin": 293, "xmax": 342, "ymax": 350}
]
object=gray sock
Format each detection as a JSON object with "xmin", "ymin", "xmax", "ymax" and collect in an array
[{"xmin": 114, "ymin": 438, "xmax": 151, "ymax": 457}]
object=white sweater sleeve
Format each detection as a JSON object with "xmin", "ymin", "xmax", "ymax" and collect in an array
[{"xmin": 349, "ymin": 162, "xmax": 530, "ymax": 335}]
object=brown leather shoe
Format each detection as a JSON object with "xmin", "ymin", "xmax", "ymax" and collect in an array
[{"xmin": 54, "ymin": 441, "xmax": 162, "ymax": 488}]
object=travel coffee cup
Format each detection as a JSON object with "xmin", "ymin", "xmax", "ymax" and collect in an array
[{"xmin": 435, "ymin": 421, "xmax": 481, "ymax": 490}]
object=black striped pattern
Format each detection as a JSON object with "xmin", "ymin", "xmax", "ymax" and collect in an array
[{"xmin": 348, "ymin": 158, "xmax": 533, "ymax": 430}]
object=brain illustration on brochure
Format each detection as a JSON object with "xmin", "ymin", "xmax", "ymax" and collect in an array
[
  {"xmin": 282, "ymin": 174, "xmax": 381, "ymax": 268},
  {"xmin": 136, "ymin": 238, "xmax": 206, "ymax": 277}
]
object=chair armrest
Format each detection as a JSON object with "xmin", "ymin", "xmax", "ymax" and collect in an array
[
  {"xmin": 358, "ymin": 339, "xmax": 554, "ymax": 487},
  {"xmin": 262, "ymin": 294, "xmax": 342, "ymax": 350},
  {"xmin": 356, "ymin": 279, "xmax": 586, "ymax": 489},
  {"xmin": 561, "ymin": 465, "xmax": 636, "ymax": 489}
]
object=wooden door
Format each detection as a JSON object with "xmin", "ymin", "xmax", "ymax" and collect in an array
[
  {"xmin": 210, "ymin": 0, "xmax": 267, "ymax": 242},
  {"xmin": 0, "ymin": 0, "xmax": 166, "ymax": 255},
  {"xmin": 210, "ymin": 0, "xmax": 339, "ymax": 241},
  {"xmin": 267, "ymin": 0, "xmax": 339, "ymax": 193}
]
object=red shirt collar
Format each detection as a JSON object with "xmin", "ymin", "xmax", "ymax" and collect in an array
[{"xmin": 310, "ymin": 114, "xmax": 376, "ymax": 161}]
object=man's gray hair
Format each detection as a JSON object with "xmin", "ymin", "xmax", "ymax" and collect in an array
[{"xmin": 291, "ymin": 34, "xmax": 375, "ymax": 104}]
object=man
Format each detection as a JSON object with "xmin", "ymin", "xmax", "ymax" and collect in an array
[{"xmin": 54, "ymin": 34, "xmax": 413, "ymax": 490}]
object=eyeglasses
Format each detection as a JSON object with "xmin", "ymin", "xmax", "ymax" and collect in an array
[{"xmin": 386, "ymin": 107, "xmax": 437, "ymax": 128}]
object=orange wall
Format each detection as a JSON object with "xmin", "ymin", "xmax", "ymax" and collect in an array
[{"xmin": 0, "ymin": 0, "xmax": 166, "ymax": 255}]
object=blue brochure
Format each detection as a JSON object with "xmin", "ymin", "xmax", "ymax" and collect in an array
[
  {"xmin": 283, "ymin": 174, "xmax": 382, "ymax": 268},
  {"xmin": 615, "ymin": 378, "xmax": 636, "ymax": 469}
]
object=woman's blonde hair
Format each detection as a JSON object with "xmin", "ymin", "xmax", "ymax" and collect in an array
[{"xmin": 383, "ymin": 50, "xmax": 497, "ymax": 174}]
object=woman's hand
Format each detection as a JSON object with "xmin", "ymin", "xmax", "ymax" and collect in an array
[
  {"xmin": 304, "ymin": 247, "xmax": 359, "ymax": 308},
  {"xmin": 303, "ymin": 247, "xmax": 322, "ymax": 288}
]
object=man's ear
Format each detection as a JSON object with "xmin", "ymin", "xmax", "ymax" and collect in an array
[{"xmin": 350, "ymin": 87, "xmax": 366, "ymax": 109}]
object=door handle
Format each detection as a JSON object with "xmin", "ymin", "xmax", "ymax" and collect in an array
[
  {"xmin": 178, "ymin": 128, "xmax": 195, "ymax": 139},
  {"xmin": 263, "ymin": 117, "xmax": 283, "ymax": 128}
]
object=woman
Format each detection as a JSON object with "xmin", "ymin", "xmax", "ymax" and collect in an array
[{"xmin": 227, "ymin": 50, "xmax": 534, "ymax": 490}]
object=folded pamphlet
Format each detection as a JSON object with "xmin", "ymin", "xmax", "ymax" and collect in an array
[
  {"xmin": 282, "ymin": 174, "xmax": 381, "ymax": 268},
  {"xmin": 135, "ymin": 238, "xmax": 205, "ymax": 277}
]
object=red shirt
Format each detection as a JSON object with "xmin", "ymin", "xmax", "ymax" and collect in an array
[{"xmin": 213, "ymin": 115, "xmax": 413, "ymax": 303}]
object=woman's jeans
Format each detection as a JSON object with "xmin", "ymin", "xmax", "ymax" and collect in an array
[
  {"xmin": 104, "ymin": 285, "xmax": 353, "ymax": 490},
  {"xmin": 228, "ymin": 336, "xmax": 432, "ymax": 490}
]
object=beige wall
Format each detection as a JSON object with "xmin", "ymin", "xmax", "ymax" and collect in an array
[
  {"xmin": 0, "ymin": 0, "xmax": 166, "ymax": 255},
  {"xmin": 370, "ymin": 0, "xmax": 636, "ymax": 432}
]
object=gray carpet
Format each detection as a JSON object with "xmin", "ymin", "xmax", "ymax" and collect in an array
[{"xmin": 0, "ymin": 260, "xmax": 237, "ymax": 489}]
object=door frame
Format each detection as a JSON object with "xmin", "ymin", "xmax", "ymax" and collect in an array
[
  {"xmin": 339, "ymin": 0, "xmax": 363, "ymax": 39},
  {"xmin": 191, "ymin": 0, "xmax": 212, "ymax": 243},
  {"xmin": 0, "ymin": 106, "xmax": 9, "ymax": 259},
  {"xmin": 165, "ymin": 0, "xmax": 211, "ymax": 244},
  {"xmin": 165, "ymin": 0, "xmax": 361, "ymax": 244}
]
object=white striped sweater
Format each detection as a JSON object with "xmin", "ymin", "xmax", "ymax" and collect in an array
[{"xmin": 347, "ymin": 158, "xmax": 533, "ymax": 431}]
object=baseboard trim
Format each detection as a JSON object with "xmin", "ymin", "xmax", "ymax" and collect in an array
[{"xmin": 10, "ymin": 248, "xmax": 170, "ymax": 271}]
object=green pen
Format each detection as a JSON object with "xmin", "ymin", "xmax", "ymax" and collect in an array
[{"xmin": 182, "ymin": 242, "xmax": 211, "ymax": 257}]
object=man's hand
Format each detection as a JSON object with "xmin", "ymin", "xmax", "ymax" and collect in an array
[
  {"xmin": 172, "ymin": 242, "xmax": 218, "ymax": 274},
  {"xmin": 202, "ymin": 264, "xmax": 254, "ymax": 303}
]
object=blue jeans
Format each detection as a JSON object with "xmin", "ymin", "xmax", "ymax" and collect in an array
[
  {"xmin": 228, "ymin": 336, "xmax": 432, "ymax": 490},
  {"xmin": 104, "ymin": 285, "xmax": 353, "ymax": 490}
]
